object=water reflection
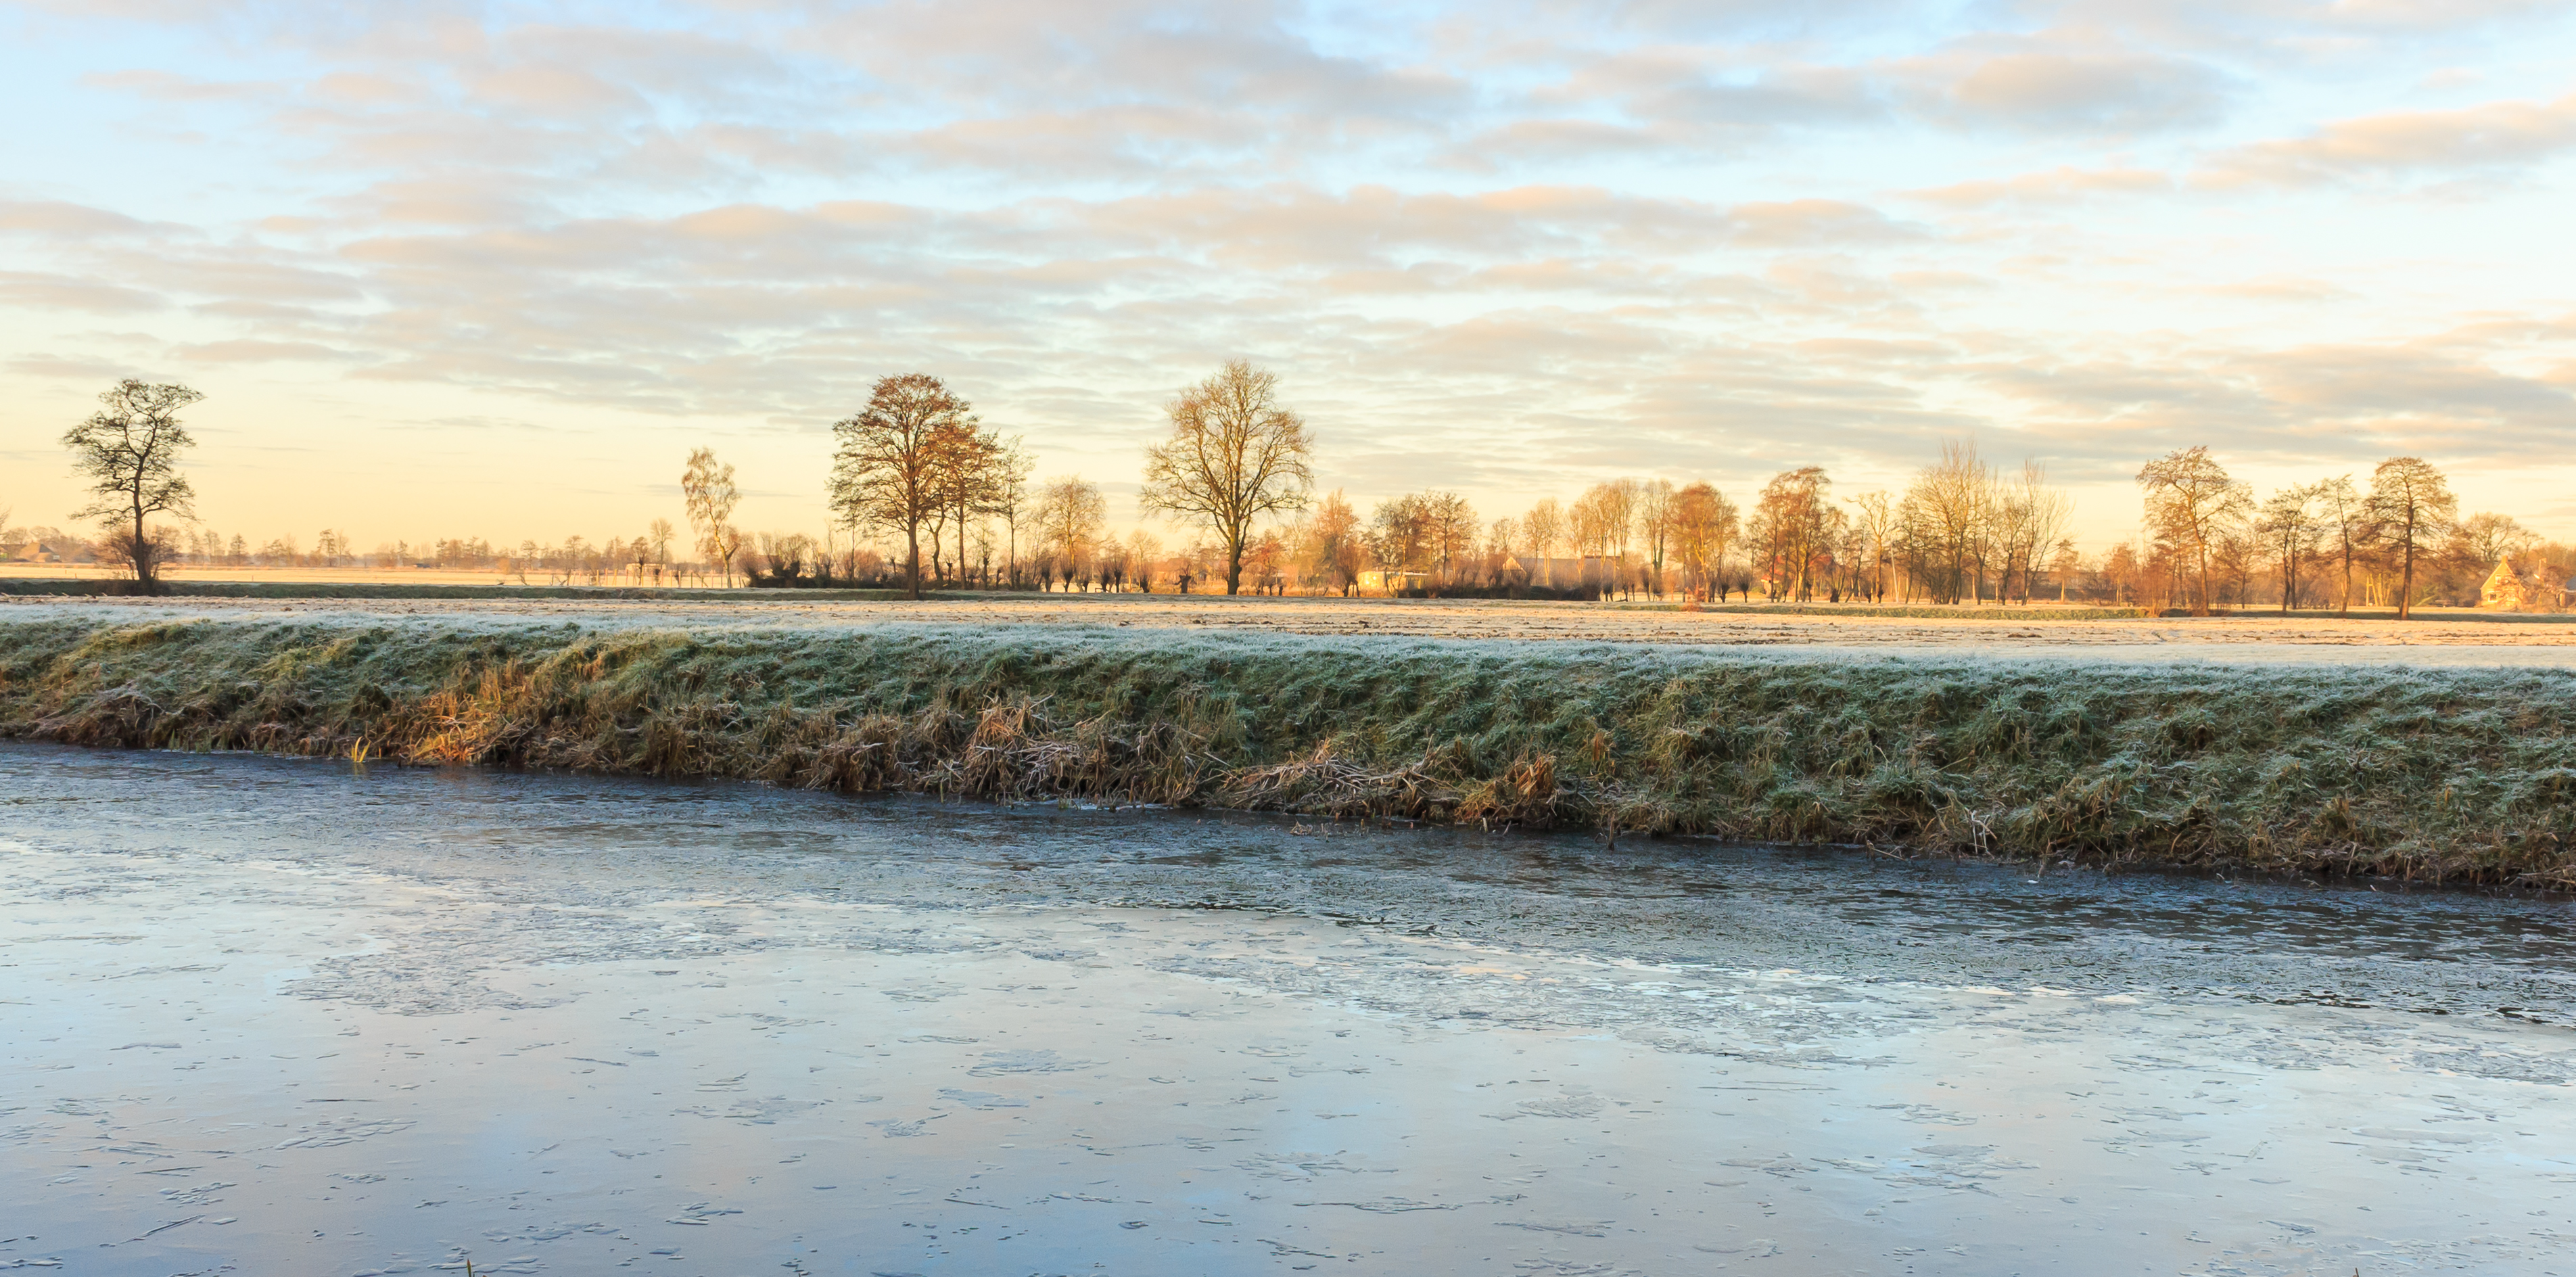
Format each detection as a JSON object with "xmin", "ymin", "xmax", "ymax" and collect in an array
[{"xmin": 5, "ymin": 743, "xmax": 2573, "ymax": 1276}]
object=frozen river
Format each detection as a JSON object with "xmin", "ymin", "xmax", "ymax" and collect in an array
[{"xmin": 3, "ymin": 743, "xmax": 2572, "ymax": 1276}]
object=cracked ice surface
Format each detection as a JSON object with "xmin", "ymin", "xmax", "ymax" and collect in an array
[{"xmin": 2, "ymin": 742, "xmax": 2572, "ymax": 1275}]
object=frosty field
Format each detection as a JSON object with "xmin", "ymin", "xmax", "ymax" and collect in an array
[{"xmin": 12, "ymin": 590, "xmax": 2576, "ymax": 666}]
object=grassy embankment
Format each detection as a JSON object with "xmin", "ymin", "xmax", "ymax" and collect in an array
[{"xmin": 3, "ymin": 614, "xmax": 2571, "ymax": 886}]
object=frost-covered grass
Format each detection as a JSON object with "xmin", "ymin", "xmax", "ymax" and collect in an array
[
  {"xmin": 0, "ymin": 578, "xmax": 914, "ymax": 601},
  {"xmin": 1612, "ymin": 601, "xmax": 2151, "ymax": 620},
  {"xmin": 5, "ymin": 614, "xmax": 2572, "ymax": 885}
]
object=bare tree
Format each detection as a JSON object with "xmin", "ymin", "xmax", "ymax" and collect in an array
[
  {"xmin": 992, "ymin": 437, "xmax": 1036, "ymax": 586},
  {"xmin": 1637, "ymin": 479, "xmax": 1675, "ymax": 596},
  {"xmin": 1032, "ymin": 476, "xmax": 1106, "ymax": 591},
  {"xmin": 1522, "ymin": 498, "xmax": 1564, "ymax": 587},
  {"xmin": 1984, "ymin": 461, "xmax": 2066, "ymax": 605},
  {"xmin": 2103, "ymin": 542, "xmax": 2142, "ymax": 605},
  {"xmin": 1484, "ymin": 516, "xmax": 1520, "ymax": 586},
  {"xmin": 1140, "ymin": 359, "xmax": 1315, "ymax": 595},
  {"xmin": 1244, "ymin": 530, "xmax": 1289, "ymax": 595},
  {"xmin": 1423, "ymin": 491, "xmax": 1478, "ymax": 588},
  {"xmin": 2367, "ymin": 456, "xmax": 2457, "ymax": 620},
  {"xmin": 1568, "ymin": 486, "xmax": 1614, "ymax": 593},
  {"xmin": 1127, "ymin": 528, "xmax": 1163, "ymax": 593},
  {"xmin": 1670, "ymin": 482, "xmax": 1740, "ymax": 599},
  {"xmin": 1369, "ymin": 494, "xmax": 1430, "ymax": 592},
  {"xmin": 680, "ymin": 447, "xmax": 744, "ymax": 587},
  {"xmin": 829, "ymin": 373, "xmax": 979, "ymax": 600},
  {"xmin": 2454, "ymin": 511, "xmax": 2537, "ymax": 573},
  {"xmin": 1847, "ymin": 490, "xmax": 1894, "ymax": 602},
  {"xmin": 2255, "ymin": 483, "xmax": 2323, "ymax": 613},
  {"xmin": 1302, "ymin": 490, "xmax": 1364, "ymax": 596},
  {"xmin": 1566, "ymin": 480, "xmax": 1646, "ymax": 595},
  {"xmin": 2136, "ymin": 446, "xmax": 2252, "ymax": 616},
  {"xmin": 1600, "ymin": 480, "xmax": 1641, "ymax": 597},
  {"xmin": 2313, "ymin": 475, "xmax": 2374, "ymax": 617},
  {"xmin": 2047, "ymin": 539, "xmax": 2082, "ymax": 602},
  {"xmin": 936, "ymin": 425, "xmax": 1004, "ymax": 586},
  {"xmin": 1748, "ymin": 467, "xmax": 1835, "ymax": 600},
  {"xmin": 1902, "ymin": 442, "xmax": 1990, "ymax": 605},
  {"xmin": 2009, "ymin": 463, "xmax": 2071, "ymax": 604},
  {"xmin": 65, "ymin": 379, "xmax": 202, "ymax": 593}
]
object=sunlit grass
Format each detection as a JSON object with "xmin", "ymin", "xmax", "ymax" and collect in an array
[{"xmin": 4, "ymin": 614, "xmax": 2571, "ymax": 886}]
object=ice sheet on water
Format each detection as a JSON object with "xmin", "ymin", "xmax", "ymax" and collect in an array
[{"xmin": 7, "ymin": 742, "xmax": 2576, "ymax": 1276}]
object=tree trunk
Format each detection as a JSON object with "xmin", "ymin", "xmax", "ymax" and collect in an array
[
  {"xmin": 906, "ymin": 523, "xmax": 923, "ymax": 601},
  {"xmin": 2398, "ymin": 531, "xmax": 2414, "ymax": 621},
  {"xmin": 129, "ymin": 497, "xmax": 158, "ymax": 593}
]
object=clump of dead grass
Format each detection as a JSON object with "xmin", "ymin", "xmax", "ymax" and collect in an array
[{"xmin": 4, "ymin": 615, "xmax": 2573, "ymax": 887}]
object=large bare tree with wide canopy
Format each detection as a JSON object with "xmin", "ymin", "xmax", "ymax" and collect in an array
[
  {"xmin": 829, "ymin": 373, "xmax": 983, "ymax": 600},
  {"xmin": 1140, "ymin": 360, "xmax": 1313, "ymax": 596}
]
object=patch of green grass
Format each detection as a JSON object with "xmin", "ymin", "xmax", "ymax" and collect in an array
[{"xmin": 3, "ymin": 614, "xmax": 2570, "ymax": 886}]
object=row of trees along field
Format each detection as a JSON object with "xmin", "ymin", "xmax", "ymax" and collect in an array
[
  {"xmin": 26, "ymin": 374, "xmax": 2575, "ymax": 611},
  {"xmin": 648, "ymin": 400, "xmax": 2574, "ymax": 612}
]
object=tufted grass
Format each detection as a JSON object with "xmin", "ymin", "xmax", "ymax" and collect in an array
[{"xmin": 4, "ymin": 615, "xmax": 2571, "ymax": 886}]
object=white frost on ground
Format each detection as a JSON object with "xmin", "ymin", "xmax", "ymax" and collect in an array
[{"xmin": 11, "ymin": 592, "xmax": 2576, "ymax": 668}]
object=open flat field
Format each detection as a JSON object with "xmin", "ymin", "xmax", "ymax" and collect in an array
[{"xmin": 7, "ymin": 587, "xmax": 2576, "ymax": 667}]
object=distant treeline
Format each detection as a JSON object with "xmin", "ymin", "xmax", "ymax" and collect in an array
[{"xmin": 20, "ymin": 373, "xmax": 2571, "ymax": 612}]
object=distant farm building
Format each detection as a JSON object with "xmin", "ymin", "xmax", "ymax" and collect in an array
[{"xmin": 2479, "ymin": 557, "xmax": 2573, "ymax": 613}]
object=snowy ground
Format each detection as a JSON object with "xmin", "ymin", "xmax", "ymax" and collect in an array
[
  {"xmin": 4, "ymin": 744, "xmax": 2571, "ymax": 1276},
  {"xmin": 11, "ymin": 591, "xmax": 2576, "ymax": 667}
]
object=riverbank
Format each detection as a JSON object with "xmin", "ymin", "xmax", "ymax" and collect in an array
[{"xmin": 3, "ymin": 612, "xmax": 2572, "ymax": 885}]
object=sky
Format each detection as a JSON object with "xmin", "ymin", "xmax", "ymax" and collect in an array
[{"xmin": 3, "ymin": 0, "xmax": 2573, "ymax": 554}]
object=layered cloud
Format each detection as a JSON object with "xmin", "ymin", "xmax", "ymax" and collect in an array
[
  {"xmin": 2, "ymin": 0, "xmax": 2574, "ymax": 540},
  {"xmin": 2201, "ymin": 91, "xmax": 2576, "ymax": 185}
]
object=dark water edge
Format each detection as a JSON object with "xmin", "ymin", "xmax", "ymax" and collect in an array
[{"xmin": 10, "ymin": 739, "xmax": 2572, "ymax": 1027}]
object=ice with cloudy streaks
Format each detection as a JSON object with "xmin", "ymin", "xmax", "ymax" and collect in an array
[{"xmin": 3, "ymin": 741, "xmax": 2573, "ymax": 1275}]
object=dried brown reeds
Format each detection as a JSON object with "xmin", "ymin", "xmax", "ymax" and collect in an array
[{"xmin": 5, "ymin": 615, "xmax": 2575, "ymax": 886}]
